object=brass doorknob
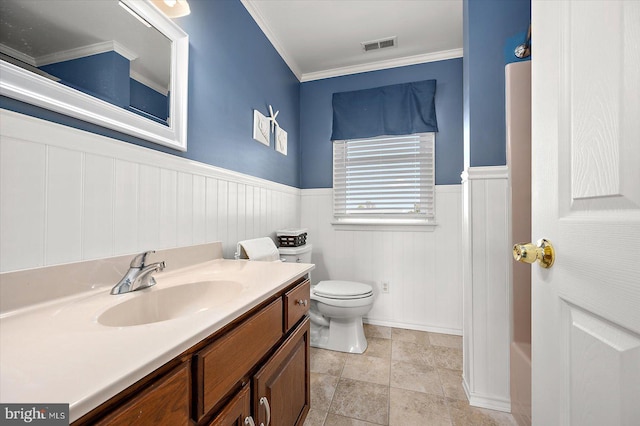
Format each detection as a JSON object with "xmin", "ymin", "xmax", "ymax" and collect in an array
[{"xmin": 513, "ymin": 238, "xmax": 555, "ymax": 268}]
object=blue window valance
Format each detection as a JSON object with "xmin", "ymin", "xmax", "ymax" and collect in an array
[{"xmin": 331, "ymin": 79, "xmax": 438, "ymax": 141}]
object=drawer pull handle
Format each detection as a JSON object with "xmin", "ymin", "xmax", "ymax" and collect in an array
[
  {"xmin": 260, "ymin": 396, "xmax": 271, "ymax": 426},
  {"xmin": 295, "ymin": 299, "xmax": 308, "ymax": 307},
  {"xmin": 245, "ymin": 417, "xmax": 256, "ymax": 426}
]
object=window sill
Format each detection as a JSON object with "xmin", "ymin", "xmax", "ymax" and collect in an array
[{"xmin": 331, "ymin": 219, "xmax": 437, "ymax": 232}]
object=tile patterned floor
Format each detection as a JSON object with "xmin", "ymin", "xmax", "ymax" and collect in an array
[{"xmin": 304, "ymin": 325, "xmax": 517, "ymax": 426}]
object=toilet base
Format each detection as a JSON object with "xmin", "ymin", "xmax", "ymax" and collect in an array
[{"xmin": 309, "ymin": 315, "xmax": 368, "ymax": 354}]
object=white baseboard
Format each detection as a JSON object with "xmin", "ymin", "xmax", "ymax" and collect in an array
[
  {"xmin": 468, "ymin": 394, "xmax": 512, "ymax": 413},
  {"xmin": 363, "ymin": 318, "xmax": 462, "ymax": 336},
  {"xmin": 463, "ymin": 373, "xmax": 512, "ymax": 412}
]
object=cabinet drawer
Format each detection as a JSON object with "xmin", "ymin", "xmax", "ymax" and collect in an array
[
  {"xmin": 196, "ymin": 298, "xmax": 283, "ymax": 419},
  {"xmin": 284, "ymin": 280, "xmax": 310, "ymax": 332},
  {"xmin": 95, "ymin": 362, "xmax": 190, "ymax": 426}
]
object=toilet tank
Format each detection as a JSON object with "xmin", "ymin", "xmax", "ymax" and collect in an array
[{"xmin": 278, "ymin": 244, "xmax": 312, "ymax": 263}]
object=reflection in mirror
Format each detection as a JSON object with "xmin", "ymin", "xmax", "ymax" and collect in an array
[
  {"xmin": 0, "ymin": 0, "xmax": 188, "ymax": 150},
  {"xmin": 0, "ymin": 0, "xmax": 171, "ymax": 123}
]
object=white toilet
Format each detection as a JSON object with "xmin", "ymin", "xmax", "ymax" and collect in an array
[{"xmin": 278, "ymin": 244, "xmax": 375, "ymax": 354}]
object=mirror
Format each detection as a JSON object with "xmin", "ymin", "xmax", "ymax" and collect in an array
[{"xmin": 0, "ymin": 0, "xmax": 188, "ymax": 151}]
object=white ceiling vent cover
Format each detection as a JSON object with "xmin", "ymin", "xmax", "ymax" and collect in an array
[{"xmin": 361, "ymin": 36, "xmax": 397, "ymax": 52}]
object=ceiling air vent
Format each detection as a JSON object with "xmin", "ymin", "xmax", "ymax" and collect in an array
[{"xmin": 361, "ymin": 36, "xmax": 397, "ymax": 53}]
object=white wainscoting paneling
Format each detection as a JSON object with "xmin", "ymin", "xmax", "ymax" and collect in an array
[
  {"xmin": 461, "ymin": 166, "xmax": 511, "ymax": 412},
  {"xmin": 0, "ymin": 110, "xmax": 300, "ymax": 273},
  {"xmin": 300, "ymin": 185, "xmax": 463, "ymax": 335}
]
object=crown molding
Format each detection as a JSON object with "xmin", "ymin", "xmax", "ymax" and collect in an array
[
  {"xmin": 130, "ymin": 70, "xmax": 168, "ymax": 95},
  {"xmin": 35, "ymin": 41, "xmax": 138, "ymax": 67},
  {"xmin": 0, "ymin": 44, "xmax": 37, "ymax": 66},
  {"xmin": 300, "ymin": 48, "xmax": 463, "ymax": 82}
]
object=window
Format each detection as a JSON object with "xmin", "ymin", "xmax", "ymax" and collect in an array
[{"xmin": 333, "ymin": 133, "xmax": 435, "ymax": 225}]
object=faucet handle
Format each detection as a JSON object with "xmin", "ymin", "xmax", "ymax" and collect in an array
[{"xmin": 130, "ymin": 250, "xmax": 156, "ymax": 268}]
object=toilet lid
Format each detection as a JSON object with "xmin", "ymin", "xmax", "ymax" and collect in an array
[{"xmin": 313, "ymin": 280, "xmax": 373, "ymax": 299}]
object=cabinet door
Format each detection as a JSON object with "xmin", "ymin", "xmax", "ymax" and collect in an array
[
  {"xmin": 253, "ymin": 317, "xmax": 310, "ymax": 426},
  {"xmin": 208, "ymin": 385, "xmax": 251, "ymax": 426}
]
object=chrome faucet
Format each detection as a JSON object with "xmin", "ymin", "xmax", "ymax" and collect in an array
[{"xmin": 111, "ymin": 250, "xmax": 166, "ymax": 295}]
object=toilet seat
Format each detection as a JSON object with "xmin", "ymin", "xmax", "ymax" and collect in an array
[{"xmin": 313, "ymin": 280, "xmax": 373, "ymax": 299}]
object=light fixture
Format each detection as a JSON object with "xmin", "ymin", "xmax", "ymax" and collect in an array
[
  {"xmin": 118, "ymin": 1, "xmax": 152, "ymax": 27},
  {"xmin": 150, "ymin": 0, "xmax": 191, "ymax": 18}
]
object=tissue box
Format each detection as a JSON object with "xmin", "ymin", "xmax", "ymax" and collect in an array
[{"xmin": 276, "ymin": 228, "xmax": 308, "ymax": 247}]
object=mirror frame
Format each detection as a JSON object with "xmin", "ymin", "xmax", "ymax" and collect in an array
[{"xmin": 0, "ymin": 0, "xmax": 189, "ymax": 151}]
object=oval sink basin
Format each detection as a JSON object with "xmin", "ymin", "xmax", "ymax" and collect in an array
[{"xmin": 98, "ymin": 280, "xmax": 244, "ymax": 327}]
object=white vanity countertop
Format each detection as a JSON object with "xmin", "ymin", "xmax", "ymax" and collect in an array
[{"xmin": 0, "ymin": 259, "xmax": 313, "ymax": 422}]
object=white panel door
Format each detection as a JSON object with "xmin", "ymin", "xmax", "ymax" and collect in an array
[{"xmin": 531, "ymin": 1, "xmax": 640, "ymax": 425}]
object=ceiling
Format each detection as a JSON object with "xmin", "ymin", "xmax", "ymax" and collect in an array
[{"xmin": 241, "ymin": 0, "xmax": 463, "ymax": 82}]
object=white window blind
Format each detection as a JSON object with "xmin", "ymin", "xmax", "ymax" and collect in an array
[{"xmin": 333, "ymin": 133, "xmax": 435, "ymax": 222}]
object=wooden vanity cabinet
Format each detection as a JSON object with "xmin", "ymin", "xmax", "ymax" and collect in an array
[
  {"xmin": 201, "ymin": 279, "xmax": 310, "ymax": 426},
  {"xmin": 72, "ymin": 276, "xmax": 310, "ymax": 426}
]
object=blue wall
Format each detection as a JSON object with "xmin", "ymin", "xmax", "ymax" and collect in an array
[
  {"xmin": 40, "ymin": 51, "xmax": 170, "ymax": 122},
  {"xmin": 1, "ymin": 0, "xmax": 301, "ymax": 187},
  {"xmin": 299, "ymin": 58, "xmax": 463, "ymax": 189},
  {"xmin": 40, "ymin": 51, "xmax": 130, "ymax": 108},
  {"xmin": 464, "ymin": 0, "xmax": 530, "ymax": 167},
  {"xmin": 130, "ymin": 79, "xmax": 169, "ymax": 121},
  {"xmin": 2, "ymin": 0, "xmax": 530, "ymax": 186}
]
